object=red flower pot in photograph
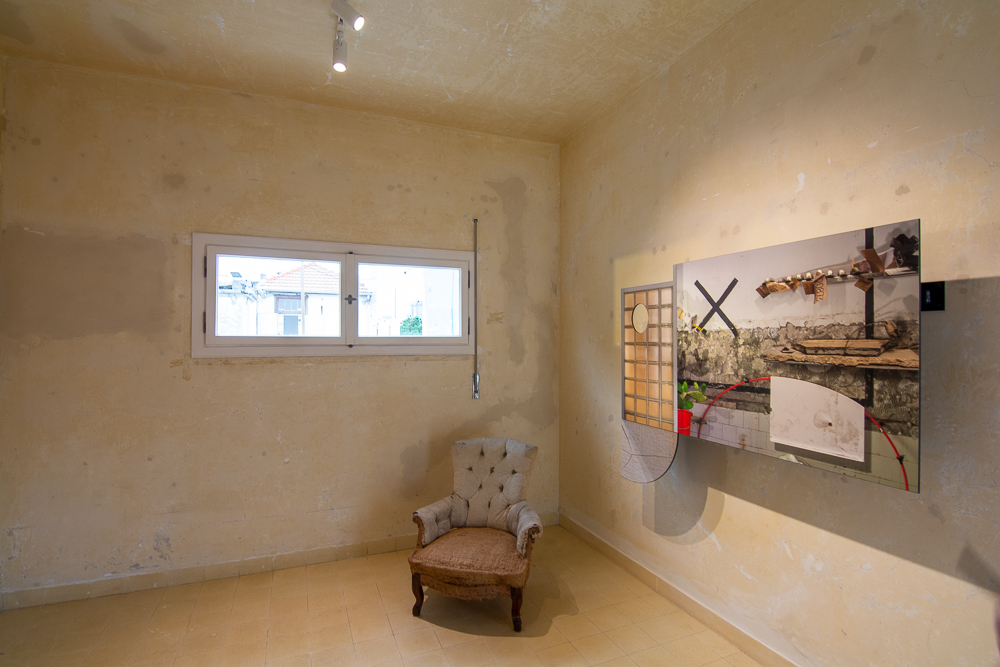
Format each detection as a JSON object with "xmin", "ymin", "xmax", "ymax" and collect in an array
[{"xmin": 677, "ymin": 408, "xmax": 693, "ymax": 435}]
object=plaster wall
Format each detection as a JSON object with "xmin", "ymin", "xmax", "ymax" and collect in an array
[
  {"xmin": 0, "ymin": 60, "xmax": 560, "ymax": 596},
  {"xmin": 559, "ymin": 0, "xmax": 1000, "ymax": 664}
]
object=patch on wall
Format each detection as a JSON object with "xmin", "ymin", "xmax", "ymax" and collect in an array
[{"xmin": 0, "ymin": 228, "xmax": 170, "ymax": 339}]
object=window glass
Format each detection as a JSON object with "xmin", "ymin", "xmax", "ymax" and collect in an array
[
  {"xmin": 215, "ymin": 255, "xmax": 341, "ymax": 337},
  {"xmin": 357, "ymin": 263, "xmax": 462, "ymax": 338}
]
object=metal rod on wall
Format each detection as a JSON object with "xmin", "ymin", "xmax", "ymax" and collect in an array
[{"xmin": 472, "ymin": 218, "xmax": 480, "ymax": 399}]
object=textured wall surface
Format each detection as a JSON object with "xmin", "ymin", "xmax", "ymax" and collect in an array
[
  {"xmin": 0, "ymin": 60, "xmax": 559, "ymax": 595},
  {"xmin": 559, "ymin": 0, "xmax": 1000, "ymax": 664}
]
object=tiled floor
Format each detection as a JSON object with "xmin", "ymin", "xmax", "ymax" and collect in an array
[{"xmin": 0, "ymin": 527, "xmax": 763, "ymax": 667}]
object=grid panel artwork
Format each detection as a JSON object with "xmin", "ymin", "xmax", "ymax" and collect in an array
[{"xmin": 623, "ymin": 286, "xmax": 674, "ymax": 430}]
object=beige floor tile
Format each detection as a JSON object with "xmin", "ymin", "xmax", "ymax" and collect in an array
[
  {"xmin": 572, "ymin": 632, "xmax": 626, "ymax": 665},
  {"xmin": 592, "ymin": 585, "xmax": 639, "ymax": 606},
  {"xmin": 521, "ymin": 623, "xmax": 569, "ymax": 653},
  {"xmin": 267, "ymin": 654, "xmax": 312, "ymax": 667},
  {"xmin": 180, "ymin": 626, "xmax": 227, "ymax": 655},
  {"xmin": 614, "ymin": 599, "xmax": 661, "ymax": 624},
  {"xmin": 130, "ymin": 649, "xmax": 180, "ymax": 667},
  {"xmin": 46, "ymin": 629, "xmax": 101, "ymax": 655},
  {"xmin": 662, "ymin": 636, "xmax": 720, "ymax": 666},
  {"xmin": 402, "ymin": 648, "xmax": 452, "ymax": 667},
  {"xmin": 605, "ymin": 625, "xmax": 658, "ymax": 655},
  {"xmin": 271, "ymin": 595, "xmax": 309, "ymax": 617},
  {"xmin": 387, "ymin": 610, "xmax": 432, "ymax": 636},
  {"xmin": 34, "ymin": 649, "xmax": 90, "ymax": 667},
  {"xmin": 481, "ymin": 635, "xmax": 538, "ymax": 664},
  {"xmin": 312, "ymin": 622, "xmax": 354, "ymax": 651},
  {"xmin": 723, "ymin": 653, "xmax": 762, "ymax": 667},
  {"xmin": 571, "ymin": 588, "xmax": 613, "ymax": 612},
  {"xmin": 312, "ymin": 606, "xmax": 351, "ymax": 629},
  {"xmin": 630, "ymin": 645, "xmax": 684, "ymax": 667},
  {"xmin": 431, "ymin": 625, "xmax": 478, "ymax": 649},
  {"xmin": 349, "ymin": 597, "xmax": 389, "ymax": 621},
  {"xmin": 624, "ymin": 581, "xmax": 656, "ymax": 598},
  {"xmin": 310, "ymin": 644, "xmax": 358, "ymax": 667},
  {"xmin": 593, "ymin": 657, "xmax": 638, "ymax": 667},
  {"xmin": 269, "ymin": 612, "xmax": 310, "ymax": 638},
  {"xmin": 641, "ymin": 596, "xmax": 679, "ymax": 616},
  {"xmin": 188, "ymin": 606, "xmax": 234, "ymax": 630},
  {"xmin": 265, "ymin": 631, "xmax": 311, "ymax": 662},
  {"xmin": 174, "ymin": 648, "xmax": 223, "ymax": 667},
  {"xmin": 354, "ymin": 636, "xmax": 401, "ymax": 667},
  {"xmin": 536, "ymin": 642, "xmax": 590, "ymax": 667},
  {"xmin": 351, "ymin": 614, "xmax": 395, "ymax": 643},
  {"xmin": 692, "ymin": 632, "xmax": 738, "ymax": 658},
  {"xmin": 83, "ymin": 643, "xmax": 137, "ymax": 667},
  {"xmin": 538, "ymin": 595, "xmax": 581, "ymax": 620},
  {"xmin": 0, "ymin": 543, "xmax": 757, "ymax": 667},
  {"xmin": 394, "ymin": 628, "xmax": 442, "ymax": 657},
  {"xmin": 231, "ymin": 598, "xmax": 271, "ymax": 623},
  {"xmin": 273, "ymin": 567, "xmax": 308, "ymax": 586},
  {"xmin": 584, "ymin": 606, "xmax": 631, "ymax": 633},
  {"xmin": 220, "ymin": 641, "xmax": 266, "ymax": 667},
  {"xmin": 226, "ymin": 619, "xmax": 269, "ymax": 644},
  {"xmin": 665, "ymin": 613, "xmax": 706, "ymax": 636},
  {"xmin": 552, "ymin": 614, "xmax": 602, "ymax": 642},
  {"xmin": 636, "ymin": 616, "xmax": 689, "ymax": 645}
]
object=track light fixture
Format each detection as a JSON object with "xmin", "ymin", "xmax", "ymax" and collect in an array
[
  {"xmin": 332, "ymin": 17, "xmax": 347, "ymax": 72},
  {"xmin": 331, "ymin": 0, "xmax": 364, "ymax": 32},
  {"xmin": 330, "ymin": 0, "xmax": 363, "ymax": 73}
]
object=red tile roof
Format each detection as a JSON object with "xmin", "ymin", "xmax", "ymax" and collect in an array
[{"xmin": 262, "ymin": 262, "xmax": 340, "ymax": 294}]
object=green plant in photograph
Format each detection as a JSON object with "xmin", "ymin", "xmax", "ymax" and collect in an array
[{"xmin": 678, "ymin": 381, "xmax": 708, "ymax": 410}]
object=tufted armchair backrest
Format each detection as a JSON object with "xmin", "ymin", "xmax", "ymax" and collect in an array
[{"xmin": 450, "ymin": 438, "xmax": 537, "ymax": 532}]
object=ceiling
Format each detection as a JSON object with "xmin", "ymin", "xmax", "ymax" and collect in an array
[{"xmin": 0, "ymin": 0, "xmax": 753, "ymax": 143}]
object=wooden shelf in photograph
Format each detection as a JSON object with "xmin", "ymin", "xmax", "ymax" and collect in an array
[{"xmin": 763, "ymin": 348, "xmax": 918, "ymax": 371}]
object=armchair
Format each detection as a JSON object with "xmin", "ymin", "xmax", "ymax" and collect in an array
[{"xmin": 408, "ymin": 438, "xmax": 542, "ymax": 631}]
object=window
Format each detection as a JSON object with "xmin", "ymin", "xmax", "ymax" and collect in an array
[{"xmin": 192, "ymin": 233, "xmax": 474, "ymax": 357}]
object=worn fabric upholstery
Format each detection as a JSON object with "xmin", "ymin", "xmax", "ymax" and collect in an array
[
  {"xmin": 413, "ymin": 438, "xmax": 542, "ymax": 557},
  {"xmin": 409, "ymin": 527, "xmax": 530, "ymax": 590}
]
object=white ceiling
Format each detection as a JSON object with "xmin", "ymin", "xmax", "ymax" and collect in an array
[{"xmin": 0, "ymin": 0, "xmax": 754, "ymax": 142}]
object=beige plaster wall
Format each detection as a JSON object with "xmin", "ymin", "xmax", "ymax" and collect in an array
[
  {"xmin": 0, "ymin": 60, "xmax": 559, "ymax": 597},
  {"xmin": 559, "ymin": 0, "xmax": 1000, "ymax": 664}
]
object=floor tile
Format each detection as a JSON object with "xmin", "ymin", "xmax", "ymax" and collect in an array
[
  {"xmin": 552, "ymin": 614, "xmax": 602, "ymax": 641},
  {"xmin": 605, "ymin": 625, "xmax": 658, "ymax": 655},
  {"xmin": 0, "ymin": 531, "xmax": 760, "ymax": 667},
  {"xmin": 572, "ymin": 632, "xmax": 626, "ymax": 665},
  {"xmin": 662, "ymin": 636, "xmax": 720, "ymax": 666},
  {"xmin": 584, "ymin": 606, "xmax": 632, "ymax": 633},
  {"xmin": 630, "ymin": 645, "xmax": 684, "ymax": 667},
  {"xmin": 692, "ymin": 631, "xmax": 738, "ymax": 658},
  {"xmin": 536, "ymin": 641, "xmax": 590, "ymax": 667}
]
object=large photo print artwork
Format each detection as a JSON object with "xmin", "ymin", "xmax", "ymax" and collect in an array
[{"xmin": 674, "ymin": 220, "xmax": 920, "ymax": 492}]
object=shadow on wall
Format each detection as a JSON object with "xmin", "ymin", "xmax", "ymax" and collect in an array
[{"xmin": 643, "ymin": 276, "xmax": 1000, "ymax": 589}]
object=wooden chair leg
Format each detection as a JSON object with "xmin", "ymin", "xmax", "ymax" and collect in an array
[
  {"xmin": 411, "ymin": 573, "xmax": 424, "ymax": 617},
  {"xmin": 511, "ymin": 586, "xmax": 523, "ymax": 632}
]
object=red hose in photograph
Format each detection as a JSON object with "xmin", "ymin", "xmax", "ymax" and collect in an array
[{"xmin": 694, "ymin": 377, "xmax": 909, "ymax": 491}]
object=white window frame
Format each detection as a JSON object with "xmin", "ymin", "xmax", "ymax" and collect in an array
[{"xmin": 192, "ymin": 233, "xmax": 475, "ymax": 358}]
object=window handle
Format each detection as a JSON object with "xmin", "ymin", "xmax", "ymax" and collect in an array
[{"xmin": 345, "ymin": 294, "xmax": 357, "ymax": 304}]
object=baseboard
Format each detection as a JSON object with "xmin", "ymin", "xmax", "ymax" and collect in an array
[
  {"xmin": 0, "ymin": 532, "xmax": 419, "ymax": 611},
  {"xmin": 559, "ymin": 513, "xmax": 797, "ymax": 667}
]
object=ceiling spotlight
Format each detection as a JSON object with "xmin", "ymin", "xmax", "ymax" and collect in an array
[
  {"xmin": 330, "ymin": 0, "xmax": 364, "ymax": 31},
  {"xmin": 332, "ymin": 18, "xmax": 347, "ymax": 72}
]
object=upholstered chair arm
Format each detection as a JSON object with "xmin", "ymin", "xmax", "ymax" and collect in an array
[
  {"xmin": 506, "ymin": 500, "xmax": 543, "ymax": 557},
  {"xmin": 413, "ymin": 496, "xmax": 455, "ymax": 547}
]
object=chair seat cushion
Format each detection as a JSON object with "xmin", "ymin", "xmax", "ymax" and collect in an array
[{"xmin": 408, "ymin": 527, "xmax": 530, "ymax": 589}]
